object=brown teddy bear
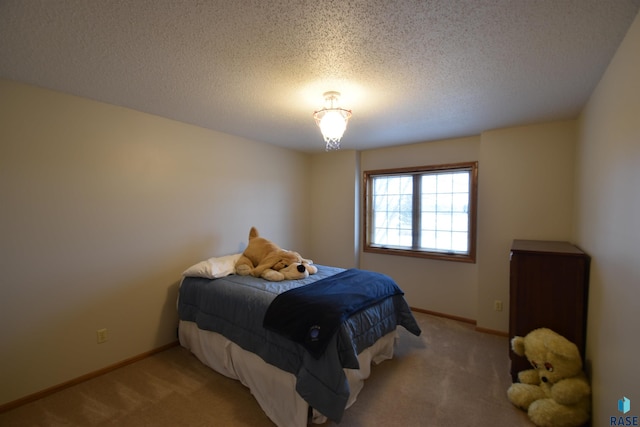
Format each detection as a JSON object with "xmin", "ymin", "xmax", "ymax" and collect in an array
[
  {"xmin": 507, "ymin": 328, "xmax": 591, "ymax": 427},
  {"xmin": 235, "ymin": 227, "xmax": 317, "ymax": 281}
]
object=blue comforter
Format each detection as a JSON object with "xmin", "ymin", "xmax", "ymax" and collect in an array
[
  {"xmin": 178, "ymin": 265, "xmax": 420, "ymax": 422},
  {"xmin": 264, "ymin": 269, "xmax": 405, "ymax": 359}
]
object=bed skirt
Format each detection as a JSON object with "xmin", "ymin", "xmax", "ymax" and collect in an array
[{"xmin": 178, "ymin": 319, "xmax": 397, "ymax": 427}]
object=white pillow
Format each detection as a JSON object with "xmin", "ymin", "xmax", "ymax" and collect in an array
[{"xmin": 182, "ymin": 253, "xmax": 242, "ymax": 278}]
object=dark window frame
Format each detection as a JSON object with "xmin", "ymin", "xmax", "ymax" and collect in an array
[{"xmin": 363, "ymin": 161, "xmax": 478, "ymax": 263}]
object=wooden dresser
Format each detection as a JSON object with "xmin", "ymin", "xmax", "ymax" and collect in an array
[{"xmin": 509, "ymin": 240, "xmax": 590, "ymax": 381}]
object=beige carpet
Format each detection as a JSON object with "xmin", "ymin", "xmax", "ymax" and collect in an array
[{"xmin": 0, "ymin": 312, "xmax": 533, "ymax": 426}]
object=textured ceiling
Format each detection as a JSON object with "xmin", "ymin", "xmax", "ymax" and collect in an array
[{"xmin": 1, "ymin": 1, "xmax": 639, "ymax": 152}]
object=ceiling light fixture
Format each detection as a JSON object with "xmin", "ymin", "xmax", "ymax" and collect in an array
[{"xmin": 313, "ymin": 91, "xmax": 352, "ymax": 151}]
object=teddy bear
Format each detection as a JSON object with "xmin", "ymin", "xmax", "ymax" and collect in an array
[
  {"xmin": 507, "ymin": 328, "xmax": 591, "ymax": 427},
  {"xmin": 235, "ymin": 226, "xmax": 317, "ymax": 281}
]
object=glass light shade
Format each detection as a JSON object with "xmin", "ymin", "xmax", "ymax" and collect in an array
[
  {"xmin": 313, "ymin": 91, "xmax": 352, "ymax": 150},
  {"xmin": 319, "ymin": 110, "xmax": 348, "ymax": 141}
]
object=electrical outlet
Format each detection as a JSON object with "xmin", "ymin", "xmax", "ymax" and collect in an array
[
  {"xmin": 97, "ymin": 328, "xmax": 108, "ymax": 344},
  {"xmin": 494, "ymin": 300, "xmax": 503, "ymax": 311}
]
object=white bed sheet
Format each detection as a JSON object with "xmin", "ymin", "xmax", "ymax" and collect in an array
[{"xmin": 179, "ymin": 319, "xmax": 397, "ymax": 427}]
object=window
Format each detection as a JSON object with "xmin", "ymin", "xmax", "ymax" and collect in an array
[{"xmin": 363, "ymin": 162, "xmax": 478, "ymax": 263}]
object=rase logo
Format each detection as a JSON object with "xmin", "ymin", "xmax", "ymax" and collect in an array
[{"xmin": 611, "ymin": 396, "xmax": 638, "ymax": 426}]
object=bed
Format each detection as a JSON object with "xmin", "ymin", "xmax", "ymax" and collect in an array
[{"xmin": 177, "ymin": 263, "xmax": 421, "ymax": 426}]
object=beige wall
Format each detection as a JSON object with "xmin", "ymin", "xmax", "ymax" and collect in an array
[
  {"xmin": 0, "ymin": 79, "xmax": 311, "ymax": 406},
  {"xmin": 575, "ymin": 11, "xmax": 640, "ymax": 425},
  {"xmin": 477, "ymin": 121, "xmax": 577, "ymax": 332},
  {"xmin": 308, "ymin": 150, "xmax": 359, "ymax": 268},
  {"xmin": 359, "ymin": 137, "xmax": 480, "ymax": 320}
]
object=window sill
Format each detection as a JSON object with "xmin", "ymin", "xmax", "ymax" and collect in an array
[{"xmin": 363, "ymin": 246, "xmax": 476, "ymax": 263}]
